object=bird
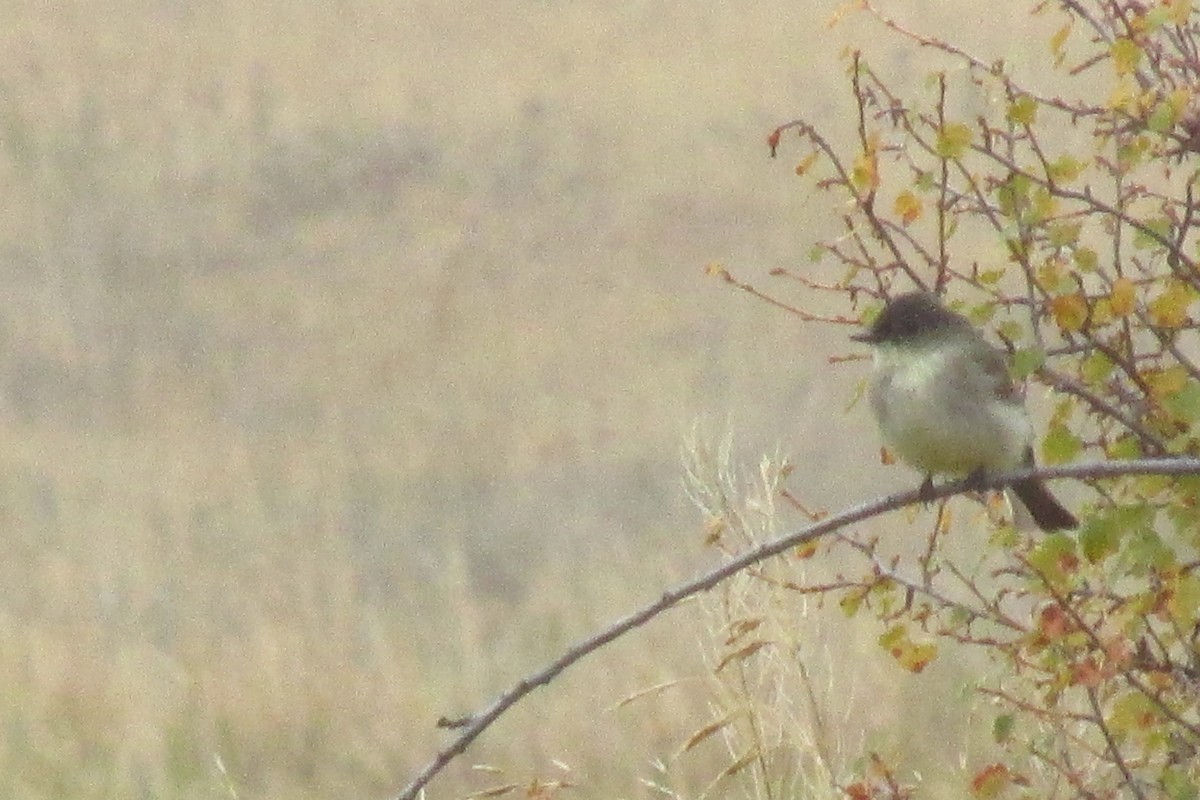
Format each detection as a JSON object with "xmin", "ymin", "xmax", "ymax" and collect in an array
[{"xmin": 850, "ymin": 291, "xmax": 1078, "ymax": 531}]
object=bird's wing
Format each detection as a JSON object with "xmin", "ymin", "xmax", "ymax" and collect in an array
[{"xmin": 961, "ymin": 337, "xmax": 1025, "ymax": 407}]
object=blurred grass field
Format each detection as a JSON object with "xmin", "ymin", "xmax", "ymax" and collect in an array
[{"xmin": 0, "ymin": 2, "xmax": 1057, "ymax": 797}]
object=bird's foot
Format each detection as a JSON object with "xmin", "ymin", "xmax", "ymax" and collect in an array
[
  {"xmin": 963, "ymin": 466, "xmax": 988, "ymax": 492},
  {"xmin": 918, "ymin": 475, "xmax": 937, "ymax": 504}
]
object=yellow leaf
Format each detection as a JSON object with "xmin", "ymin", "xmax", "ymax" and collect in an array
[
  {"xmin": 1032, "ymin": 187, "xmax": 1059, "ymax": 221},
  {"xmin": 1145, "ymin": 366, "xmax": 1189, "ymax": 401},
  {"xmin": 901, "ymin": 641, "xmax": 938, "ymax": 673},
  {"xmin": 1168, "ymin": 573, "xmax": 1200, "ymax": 626},
  {"xmin": 878, "ymin": 625, "xmax": 937, "ymax": 673},
  {"xmin": 1049, "ymin": 23, "xmax": 1071, "ymax": 65},
  {"xmin": 1110, "ymin": 277, "xmax": 1137, "ymax": 316},
  {"xmin": 705, "ymin": 262, "xmax": 729, "ymax": 279},
  {"xmin": 1111, "ymin": 38, "xmax": 1143, "ymax": 76},
  {"xmin": 826, "ymin": 0, "xmax": 867, "ymax": 28},
  {"xmin": 1148, "ymin": 280, "xmax": 1197, "ymax": 328},
  {"xmin": 851, "ymin": 149, "xmax": 879, "ymax": 192},
  {"xmin": 1109, "ymin": 78, "xmax": 1140, "ymax": 116},
  {"xmin": 1170, "ymin": 87, "xmax": 1192, "ymax": 118},
  {"xmin": 1049, "ymin": 293, "xmax": 1088, "ymax": 332},
  {"xmin": 840, "ymin": 586, "xmax": 866, "ymax": 616},
  {"xmin": 936, "ymin": 122, "xmax": 972, "ymax": 159},
  {"xmin": 1109, "ymin": 691, "xmax": 1160, "ymax": 736},
  {"xmin": 1168, "ymin": 0, "xmax": 1193, "ymax": 25},
  {"xmin": 1037, "ymin": 256, "xmax": 1069, "ymax": 290},
  {"xmin": 894, "ymin": 190, "xmax": 923, "ymax": 225},
  {"xmin": 1006, "ymin": 95, "xmax": 1037, "ymax": 126}
]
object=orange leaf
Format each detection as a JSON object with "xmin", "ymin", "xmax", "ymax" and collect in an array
[
  {"xmin": 1071, "ymin": 657, "xmax": 1104, "ymax": 688},
  {"xmin": 1105, "ymin": 636, "xmax": 1134, "ymax": 669},
  {"xmin": 894, "ymin": 190, "xmax": 923, "ymax": 225},
  {"xmin": 795, "ymin": 150, "xmax": 820, "ymax": 176},
  {"xmin": 1038, "ymin": 604, "xmax": 1072, "ymax": 640},
  {"xmin": 844, "ymin": 782, "xmax": 873, "ymax": 800},
  {"xmin": 1049, "ymin": 293, "xmax": 1088, "ymax": 332},
  {"xmin": 971, "ymin": 763, "xmax": 1012, "ymax": 799},
  {"xmin": 793, "ymin": 540, "xmax": 819, "ymax": 560},
  {"xmin": 716, "ymin": 640, "xmax": 770, "ymax": 671}
]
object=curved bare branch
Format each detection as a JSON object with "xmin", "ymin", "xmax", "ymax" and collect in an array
[{"xmin": 393, "ymin": 456, "xmax": 1200, "ymax": 800}]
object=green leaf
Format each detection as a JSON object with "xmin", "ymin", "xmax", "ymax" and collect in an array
[
  {"xmin": 1080, "ymin": 351, "xmax": 1115, "ymax": 384},
  {"xmin": 840, "ymin": 586, "xmax": 866, "ymax": 617},
  {"xmin": 1108, "ymin": 690, "xmax": 1159, "ymax": 737},
  {"xmin": 1079, "ymin": 516, "xmax": 1120, "ymax": 563},
  {"xmin": 995, "ymin": 320, "xmax": 1023, "ymax": 343},
  {"xmin": 1161, "ymin": 766, "xmax": 1198, "ymax": 800},
  {"xmin": 1006, "ymin": 95, "xmax": 1037, "ymax": 125},
  {"xmin": 1166, "ymin": 478, "xmax": 1200, "ymax": 543},
  {"xmin": 995, "ymin": 173, "xmax": 1031, "ymax": 218},
  {"xmin": 1030, "ymin": 186, "xmax": 1058, "ymax": 223},
  {"xmin": 1169, "ymin": 573, "xmax": 1200, "ymax": 628},
  {"xmin": 1125, "ymin": 527, "xmax": 1176, "ymax": 572},
  {"xmin": 1133, "ymin": 217, "xmax": 1172, "ymax": 251},
  {"xmin": 1027, "ymin": 534, "xmax": 1079, "ymax": 590},
  {"xmin": 1148, "ymin": 99, "xmax": 1178, "ymax": 134},
  {"xmin": 1163, "ymin": 380, "xmax": 1200, "ymax": 425},
  {"xmin": 878, "ymin": 624, "xmax": 906, "ymax": 650},
  {"xmin": 868, "ymin": 577, "xmax": 900, "ymax": 616},
  {"xmin": 1117, "ymin": 135, "xmax": 1150, "ymax": 170},
  {"xmin": 1010, "ymin": 347, "xmax": 1046, "ymax": 380},
  {"xmin": 1073, "ymin": 246, "xmax": 1099, "ymax": 271},
  {"xmin": 967, "ymin": 302, "xmax": 997, "ymax": 326},
  {"xmin": 1108, "ymin": 435, "xmax": 1145, "ymax": 460},
  {"xmin": 978, "ymin": 268, "xmax": 1005, "ymax": 285},
  {"xmin": 1048, "ymin": 155, "xmax": 1085, "ymax": 183},
  {"xmin": 1042, "ymin": 422, "xmax": 1083, "ymax": 464},
  {"xmin": 1047, "ymin": 222, "xmax": 1082, "ymax": 248},
  {"xmin": 936, "ymin": 122, "xmax": 973, "ymax": 159},
  {"xmin": 1143, "ymin": 6, "xmax": 1178, "ymax": 33},
  {"xmin": 992, "ymin": 713, "xmax": 1015, "ymax": 743}
]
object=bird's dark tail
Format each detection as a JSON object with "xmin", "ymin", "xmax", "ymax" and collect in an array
[{"xmin": 1012, "ymin": 477, "xmax": 1078, "ymax": 531}]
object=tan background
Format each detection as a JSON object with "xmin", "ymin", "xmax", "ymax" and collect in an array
[{"xmin": 0, "ymin": 2, "xmax": 1054, "ymax": 798}]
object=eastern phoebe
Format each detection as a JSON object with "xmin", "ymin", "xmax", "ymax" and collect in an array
[{"xmin": 851, "ymin": 291, "xmax": 1078, "ymax": 531}]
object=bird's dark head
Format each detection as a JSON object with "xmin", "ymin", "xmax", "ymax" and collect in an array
[{"xmin": 851, "ymin": 291, "xmax": 972, "ymax": 346}]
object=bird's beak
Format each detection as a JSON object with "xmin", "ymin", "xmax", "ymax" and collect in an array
[{"xmin": 850, "ymin": 331, "xmax": 876, "ymax": 344}]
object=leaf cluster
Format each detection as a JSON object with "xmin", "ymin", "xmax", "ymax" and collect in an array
[{"xmin": 761, "ymin": 1, "xmax": 1200, "ymax": 797}]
